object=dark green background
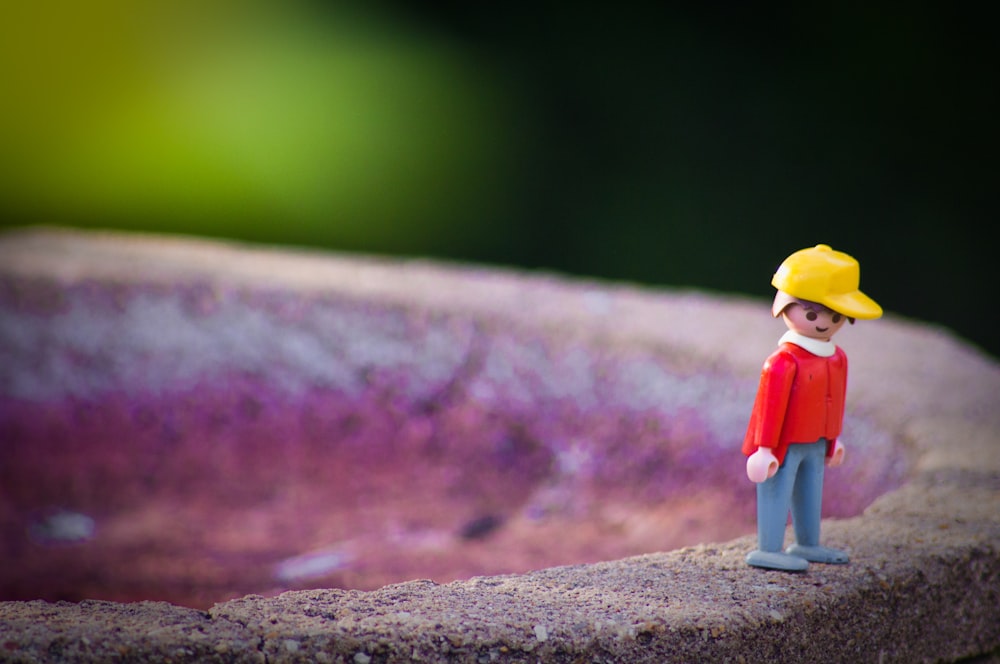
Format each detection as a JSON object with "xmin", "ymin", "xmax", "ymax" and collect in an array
[{"xmin": 2, "ymin": 4, "xmax": 995, "ymax": 358}]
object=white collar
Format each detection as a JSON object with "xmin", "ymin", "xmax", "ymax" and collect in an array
[{"xmin": 779, "ymin": 330, "xmax": 837, "ymax": 357}]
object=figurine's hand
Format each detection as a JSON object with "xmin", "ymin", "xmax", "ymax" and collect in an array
[
  {"xmin": 826, "ymin": 440, "xmax": 845, "ymax": 467},
  {"xmin": 746, "ymin": 447, "xmax": 779, "ymax": 483}
]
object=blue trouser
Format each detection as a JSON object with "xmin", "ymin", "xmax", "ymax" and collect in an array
[{"xmin": 756, "ymin": 439, "xmax": 827, "ymax": 552}]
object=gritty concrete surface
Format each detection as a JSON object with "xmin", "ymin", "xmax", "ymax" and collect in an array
[{"xmin": 1, "ymin": 227, "xmax": 998, "ymax": 663}]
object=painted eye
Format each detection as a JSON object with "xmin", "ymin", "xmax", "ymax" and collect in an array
[
  {"xmin": 832, "ymin": 313, "xmax": 842, "ymax": 323},
  {"xmin": 805, "ymin": 311, "xmax": 818, "ymax": 321}
]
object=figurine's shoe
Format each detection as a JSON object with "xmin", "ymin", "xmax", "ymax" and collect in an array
[
  {"xmin": 746, "ymin": 550, "xmax": 809, "ymax": 572},
  {"xmin": 785, "ymin": 544, "xmax": 849, "ymax": 564}
]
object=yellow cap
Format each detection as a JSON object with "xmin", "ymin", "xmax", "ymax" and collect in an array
[{"xmin": 771, "ymin": 244, "xmax": 882, "ymax": 319}]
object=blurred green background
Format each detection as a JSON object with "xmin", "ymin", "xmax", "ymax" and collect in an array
[{"xmin": 1, "ymin": 3, "xmax": 995, "ymax": 357}]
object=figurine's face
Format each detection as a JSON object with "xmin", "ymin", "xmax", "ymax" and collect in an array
[{"xmin": 781, "ymin": 302, "xmax": 848, "ymax": 341}]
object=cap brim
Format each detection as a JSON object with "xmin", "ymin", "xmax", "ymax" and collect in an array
[{"xmin": 822, "ymin": 291, "xmax": 883, "ymax": 320}]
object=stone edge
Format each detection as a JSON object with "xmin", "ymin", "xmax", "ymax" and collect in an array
[{"xmin": 0, "ymin": 227, "xmax": 998, "ymax": 663}]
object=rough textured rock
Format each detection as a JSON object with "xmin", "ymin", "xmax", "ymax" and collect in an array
[{"xmin": 1, "ymin": 227, "xmax": 998, "ymax": 663}]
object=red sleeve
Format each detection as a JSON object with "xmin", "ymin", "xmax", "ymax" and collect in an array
[
  {"xmin": 825, "ymin": 348, "xmax": 849, "ymax": 457},
  {"xmin": 742, "ymin": 350, "xmax": 796, "ymax": 457}
]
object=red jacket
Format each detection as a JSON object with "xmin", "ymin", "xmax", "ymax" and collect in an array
[{"xmin": 742, "ymin": 342, "xmax": 847, "ymax": 464}]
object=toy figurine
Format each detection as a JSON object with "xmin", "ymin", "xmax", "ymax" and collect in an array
[{"xmin": 743, "ymin": 244, "xmax": 882, "ymax": 571}]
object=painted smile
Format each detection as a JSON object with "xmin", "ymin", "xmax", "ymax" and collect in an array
[{"xmin": 815, "ymin": 326, "xmax": 829, "ymax": 333}]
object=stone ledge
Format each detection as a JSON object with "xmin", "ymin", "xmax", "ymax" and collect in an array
[{"xmin": 1, "ymin": 227, "xmax": 998, "ymax": 663}]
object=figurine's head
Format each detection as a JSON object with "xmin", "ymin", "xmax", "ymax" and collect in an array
[{"xmin": 770, "ymin": 244, "xmax": 882, "ymax": 321}]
